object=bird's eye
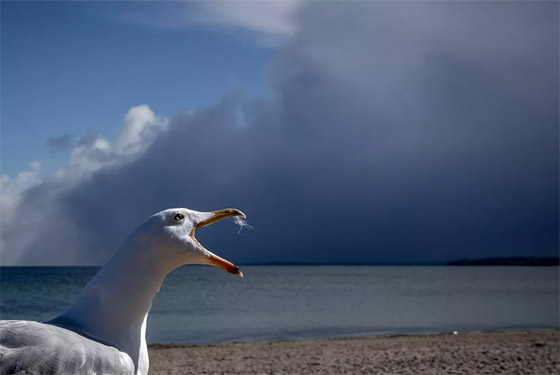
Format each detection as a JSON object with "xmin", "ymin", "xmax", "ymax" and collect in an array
[{"xmin": 174, "ymin": 213, "xmax": 184, "ymax": 222}]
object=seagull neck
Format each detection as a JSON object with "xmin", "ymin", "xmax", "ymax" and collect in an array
[
  {"xmin": 51, "ymin": 240, "xmax": 176, "ymax": 375},
  {"xmin": 83, "ymin": 246, "xmax": 170, "ymax": 328}
]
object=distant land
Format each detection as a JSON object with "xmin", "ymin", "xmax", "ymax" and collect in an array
[{"xmin": 447, "ymin": 257, "xmax": 560, "ymax": 266}]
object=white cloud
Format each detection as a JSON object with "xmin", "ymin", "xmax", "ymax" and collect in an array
[
  {"xmin": 110, "ymin": 0, "xmax": 301, "ymax": 47},
  {"xmin": 191, "ymin": 0, "xmax": 299, "ymax": 36},
  {"xmin": 0, "ymin": 161, "xmax": 43, "ymax": 251},
  {"xmin": 117, "ymin": 104, "xmax": 168, "ymax": 155},
  {"xmin": 0, "ymin": 161, "xmax": 42, "ymax": 200},
  {"xmin": 1, "ymin": 105, "xmax": 169, "ymax": 264},
  {"xmin": 50, "ymin": 105, "xmax": 168, "ymax": 184}
]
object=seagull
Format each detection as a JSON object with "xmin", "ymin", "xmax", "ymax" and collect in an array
[{"xmin": 0, "ymin": 207, "xmax": 246, "ymax": 375}]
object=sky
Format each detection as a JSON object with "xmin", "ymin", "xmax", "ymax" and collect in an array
[{"xmin": 1, "ymin": 1, "xmax": 558, "ymax": 266}]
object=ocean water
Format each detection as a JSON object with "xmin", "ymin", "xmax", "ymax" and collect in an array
[{"xmin": 1, "ymin": 266, "xmax": 558, "ymax": 344}]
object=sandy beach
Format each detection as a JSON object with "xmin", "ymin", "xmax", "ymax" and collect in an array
[{"xmin": 148, "ymin": 330, "xmax": 559, "ymax": 374}]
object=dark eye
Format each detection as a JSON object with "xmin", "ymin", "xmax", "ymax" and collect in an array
[{"xmin": 174, "ymin": 213, "xmax": 184, "ymax": 222}]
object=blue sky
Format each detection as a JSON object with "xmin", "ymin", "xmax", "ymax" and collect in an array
[
  {"xmin": 1, "ymin": 1, "xmax": 557, "ymax": 265},
  {"xmin": 2, "ymin": 1, "xmax": 273, "ymax": 176}
]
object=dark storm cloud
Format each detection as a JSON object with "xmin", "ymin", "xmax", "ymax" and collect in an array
[{"xmin": 3, "ymin": 1, "xmax": 558, "ymax": 265}]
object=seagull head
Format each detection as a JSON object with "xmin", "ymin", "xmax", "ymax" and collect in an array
[{"xmin": 130, "ymin": 208, "xmax": 245, "ymax": 277}]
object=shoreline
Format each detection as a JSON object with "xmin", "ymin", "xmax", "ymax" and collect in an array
[
  {"xmin": 147, "ymin": 326, "xmax": 560, "ymax": 347},
  {"xmin": 149, "ymin": 329, "xmax": 559, "ymax": 374}
]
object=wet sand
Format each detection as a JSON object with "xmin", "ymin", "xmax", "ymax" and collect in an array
[{"xmin": 149, "ymin": 330, "xmax": 559, "ymax": 374}]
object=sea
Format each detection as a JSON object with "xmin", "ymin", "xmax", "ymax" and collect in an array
[{"xmin": 1, "ymin": 266, "xmax": 558, "ymax": 344}]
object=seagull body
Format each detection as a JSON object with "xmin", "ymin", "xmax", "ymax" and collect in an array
[
  {"xmin": 0, "ymin": 208, "xmax": 245, "ymax": 375},
  {"xmin": 1, "ymin": 321, "xmax": 135, "ymax": 374}
]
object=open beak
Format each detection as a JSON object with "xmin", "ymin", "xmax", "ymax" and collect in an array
[{"xmin": 190, "ymin": 208, "xmax": 245, "ymax": 277}]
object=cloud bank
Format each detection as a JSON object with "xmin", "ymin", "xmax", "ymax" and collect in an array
[
  {"xmin": 1, "ymin": 1, "xmax": 558, "ymax": 265},
  {"xmin": 1, "ymin": 105, "xmax": 168, "ymax": 264}
]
